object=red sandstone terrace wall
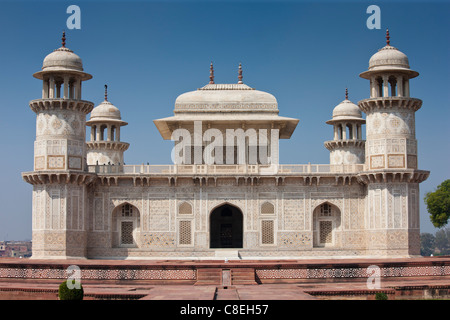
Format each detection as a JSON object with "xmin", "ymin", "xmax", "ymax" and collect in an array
[{"xmin": 0, "ymin": 257, "xmax": 449, "ymax": 285}]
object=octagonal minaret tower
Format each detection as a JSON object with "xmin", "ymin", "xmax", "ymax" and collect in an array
[
  {"xmin": 30, "ymin": 32, "xmax": 93, "ymax": 173},
  {"xmin": 325, "ymin": 88, "xmax": 365, "ymax": 167},
  {"xmin": 22, "ymin": 32, "xmax": 95, "ymax": 259},
  {"xmin": 86, "ymin": 85, "xmax": 129, "ymax": 167},
  {"xmin": 359, "ymin": 30, "xmax": 423, "ymax": 172},
  {"xmin": 358, "ymin": 30, "xmax": 429, "ymax": 257}
]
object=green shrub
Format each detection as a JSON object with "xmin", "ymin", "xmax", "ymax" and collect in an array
[
  {"xmin": 58, "ymin": 280, "xmax": 84, "ymax": 300},
  {"xmin": 375, "ymin": 292, "xmax": 388, "ymax": 300}
]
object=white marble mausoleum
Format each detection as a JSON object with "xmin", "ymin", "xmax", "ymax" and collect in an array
[{"xmin": 22, "ymin": 31, "xmax": 429, "ymax": 259}]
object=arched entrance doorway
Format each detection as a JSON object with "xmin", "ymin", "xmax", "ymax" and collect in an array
[{"xmin": 210, "ymin": 204, "xmax": 243, "ymax": 248}]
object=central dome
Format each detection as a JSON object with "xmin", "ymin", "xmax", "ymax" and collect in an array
[{"xmin": 174, "ymin": 83, "xmax": 278, "ymax": 113}]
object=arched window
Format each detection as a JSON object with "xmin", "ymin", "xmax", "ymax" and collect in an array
[
  {"xmin": 178, "ymin": 202, "xmax": 193, "ymax": 245},
  {"xmin": 313, "ymin": 202, "xmax": 341, "ymax": 248},
  {"xmin": 100, "ymin": 125, "xmax": 107, "ymax": 141},
  {"xmin": 388, "ymin": 76, "xmax": 397, "ymax": 97},
  {"xmin": 320, "ymin": 203, "xmax": 332, "ymax": 216},
  {"xmin": 111, "ymin": 126, "xmax": 116, "ymax": 141},
  {"xmin": 121, "ymin": 203, "xmax": 133, "ymax": 217},
  {"xmin": 178, "ymin": 202, "xmax": 193, "ymax": 215},
  {"xmin": 376, "ymin": 77, "xmax": 383, "ymax": 97},
  {"xmin": 260, "ymin": 201, "xmax": 275, "ymax": 215},
  {"xmin": 112, "ymin": 203, "xmax": 140, "ymax": 248},
  {"xmin": 91, "ymin": 125, "xmax": 97, "ymax": 141},
  {"xmin": 55, "ymin": 80, "xmax": 62, "ymax": 98},
  {"xmin": 346, "ymin": 124, "xmax": 353, "ymax": 140}
]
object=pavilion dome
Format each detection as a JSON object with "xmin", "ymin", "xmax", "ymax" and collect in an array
[
  {"xmin": 33, "ymin": 32, "xmax": 92, "ymax": 81},
  {"xmin": 42, "ymin": 47, "xmax": 84, "ymax": 72},
  {"xmin": 359, "ymin": 29, "xmax": 418, "ymax": 80},
  {"xmin": 332, "ymin": 99, "xmax": 363, "ymax": 120},
  {"xmin": 89, "ymin": 100, "xmax": 122, "ymax": 121},
  {"xmin": 326, "ymin": 89, "xmax": 365, "ymax": 125},
  {"xmin": 368, "ymin": 45, "xmax": 410, "ymax": 71}
]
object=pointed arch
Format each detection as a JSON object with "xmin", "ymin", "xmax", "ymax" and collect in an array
[
  {"xmin": 312, "ymin": 201, "xmax": 341, "ymax": 248},
  {"xmin": 209, "ymin": 201, "xmax": 244, "ymax": 215},
  {"xmin": 314, "ymin": 200, "xmax": 343, "ymax": 214},
  {"xmin": 178, "ymin": 201, "xmax": 193, "ymax": 215},
  {"xmin": 111, "ymin": 202, "xmax": 140, "ymax": 248},
  {"xmin": 209, "ymin": 203, "xmax": 243, "ymax": 249},
  {"xmin": 260, "ymin": 201, "xmax": 275, "ymax": 215}
]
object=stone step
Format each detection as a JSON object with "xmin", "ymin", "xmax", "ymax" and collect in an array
[
  {"xmin": 195, "ymin": 268, "xmax": 222, "ymax": 285},
  {"xmin": 232, "ymin": 268, "xmax": 257, "ymax": 285},
  {"xmin": 197, "ymin": 271, "xmax": 222, "ymax": 277},
  {"xmin": 195, "ymin": 267, "xmax": 257, "ymax": 285},
  {"xmin": 215, "ymin": 250, "xmax": 240, "ymax": 259},
  {"xmin": 215, "ymin": 287, "xmax": 239, "ymax": 300},
  {"xmin": 196, "ymin": 275, "xmax": 219, "ymax": 278}
]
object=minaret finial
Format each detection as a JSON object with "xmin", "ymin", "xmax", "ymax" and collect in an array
[
  {"xmin": 104, "ymin": 84, "xmax": 108, "ymax": 101},
  {"xmin": 238, "ymin": 63, "xmax": 243, "ymax": 84},
  {"xmin": 386, "ymin": 28, "xmax": 390, "ymax": 46},
  {"xmin": 209, "ymin": 62, "xmax": 214, "ymax": 84},
  {"xmin": 62, "ymin": 31, "xmax": 66, "ymax": 48},
  {"xmin": 345, "ymin": 87, "xmax": 348, "ymax": 100}
]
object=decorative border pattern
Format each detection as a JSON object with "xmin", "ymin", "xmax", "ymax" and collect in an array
[
  {"xmin": 1, "ymin": 263, "xmax": 449, "ymax": 282},
  {"xmin": 47, "ymin": 155, "xmax": 65, "ymax": 169},
  {"xmin": 175, "ymin": 103, "xmax": 278, "ymax": 111},
  {"xmin": 34, "ymin": 156, "xmax": 45, "ymax": 170},
  {"xmin": 370, "ymin": 154, "xmax": 384, "ymax": 169},
  {"xmin": 0, "ymin": 267, "xmax": 196, "ymax": 280},
  {"xmin": 256, "ymin": 265, "xmax": 450, "ymax": 279},
  {"xmin": 387, "ymin": 154, "xmax": 405, "ymax": 169}
]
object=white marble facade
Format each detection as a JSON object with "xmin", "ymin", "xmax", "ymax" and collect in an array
[{"xmin": 22, "ymin": 32, "xmax": 429, "ymax": 259}]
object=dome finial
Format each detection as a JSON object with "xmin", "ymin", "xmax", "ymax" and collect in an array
[
  {"xmin": 238, "ymin": 63, "xmax": 243, "ymax": 84},
  {"xmin": 62, "ymin": 30, "xmax": 66, "ymax": 48},
  {"xmin": 104, "ymin": 84, "xmax": 108, "ymax": 101},
  {"xmin": 345, "ymin": 87, "xmax": 348, "ymax": 100},
  {"xmin": 386, "ymin": 28, "xmax": 390, "ymax": 46},
  {"xmin": 209, "ymin": 62, "xmax": 214, "ymax": 84}
]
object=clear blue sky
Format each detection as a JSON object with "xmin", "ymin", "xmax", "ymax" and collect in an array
[{"xmin": 0, "ymin": 0, "xmax": 448, "ymax": 240}]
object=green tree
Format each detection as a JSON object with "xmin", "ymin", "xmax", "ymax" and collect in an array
[
  {"xmin": 58, "ymin": 280, "xmax": 84, "ymax": 300},
  {"xmin": 420, "ymin": 233, "xmax": 436, "ymax": 256},
  {"xmin": 375, "ymin": 292, "xmax": 388, "ymax": 300},
  {"xmin": 435, "ymin": 227, "xmax": 450, "ymax": 256},
  {"xmin": 424, "ymin": 180, "xmax": 450, "ymax": 228}
]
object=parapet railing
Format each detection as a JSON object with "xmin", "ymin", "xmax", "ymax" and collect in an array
[{"xmin": 87, "ymin": 163, "xmax": 364, "ymax": 175}]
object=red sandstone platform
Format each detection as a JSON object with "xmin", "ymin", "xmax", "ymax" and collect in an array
[{"xmin": 0, "ymin": 256, "xmax": 449, "ymax": 300}]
